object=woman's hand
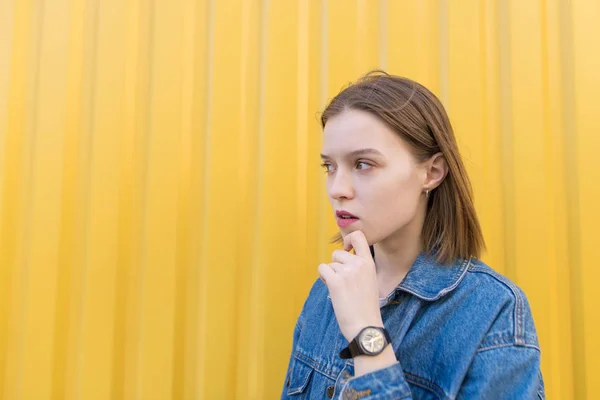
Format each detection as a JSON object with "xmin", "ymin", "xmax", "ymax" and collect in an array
[{"xmin": 318, "ymin": 230, "xmax": 383, "ymax": 342}]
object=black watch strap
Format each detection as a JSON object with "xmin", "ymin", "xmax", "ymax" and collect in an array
[{"xmin": 339, "ymin": 340, "xmax": 360, "ymax": 359}]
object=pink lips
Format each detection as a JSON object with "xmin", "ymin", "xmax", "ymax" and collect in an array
[{"xmin": 336, "ymin": 210, "xmax": 359, "ymax": 228}]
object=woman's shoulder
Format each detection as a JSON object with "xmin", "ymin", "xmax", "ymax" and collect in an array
[
  {"xmin": 463, "ymin": 258, "xmax": 531, "ymax": 304},
  {"xmin": 458, "ymin": 258, "xmax": 540, "ymax": 349}
]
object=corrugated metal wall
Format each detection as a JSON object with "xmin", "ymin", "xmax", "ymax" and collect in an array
[{"xmin": 0, "ymin": 0, "xmax": 598, "ymax": 399}]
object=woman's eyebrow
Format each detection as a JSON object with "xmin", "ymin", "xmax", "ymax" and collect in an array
[{"xmin": 320, "ymin": 148, "xmax": 384, "ymax": 160}]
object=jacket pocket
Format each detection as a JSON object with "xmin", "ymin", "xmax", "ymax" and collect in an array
[{"xmin": 286, "ymin": 357, "xmax": 314, "ymax": 396}]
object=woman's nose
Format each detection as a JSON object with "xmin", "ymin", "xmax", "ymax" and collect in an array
[{"xmin": 329, "ymin": 172, "xmax": 354, "ymax": 200}]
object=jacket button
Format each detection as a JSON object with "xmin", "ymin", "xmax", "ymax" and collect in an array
[
  {"xmin": 326, "ymin": 385, "xmax": 335, "ymax": 398},
  {"xmin": 342, "ymin": 388, "xmax": 359, "ymax": 400}
]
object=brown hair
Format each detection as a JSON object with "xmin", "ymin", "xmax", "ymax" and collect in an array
[{"xmin": 321, "ymin": 70, "xmax": 485, "ymax": 264}]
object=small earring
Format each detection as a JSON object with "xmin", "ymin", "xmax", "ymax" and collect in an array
[{"xmin": 425, "ymin": 189, "xmax": 430, "ymax": 198}]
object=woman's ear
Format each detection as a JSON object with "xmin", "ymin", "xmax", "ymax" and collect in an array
[{"xmin": 424, "ymin": 152, "xmax": 448, "ymax": 191}]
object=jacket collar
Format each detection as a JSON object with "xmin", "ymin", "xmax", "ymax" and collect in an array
[{"xmin": 370, "ymin": 246, "xmax": 471, "ymax": 302}]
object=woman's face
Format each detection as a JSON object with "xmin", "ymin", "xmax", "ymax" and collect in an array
[{"xmin": 321, "ymin": 109, "xmax": 428, "ymax": 245}]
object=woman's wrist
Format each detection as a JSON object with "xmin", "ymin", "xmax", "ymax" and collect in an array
[{"xmin": 353, "ymin": 346, "xmax": 397, "ymax": 377}]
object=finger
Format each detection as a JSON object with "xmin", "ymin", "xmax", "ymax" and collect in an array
[
  {"xmin": 331, "ymin": 249, "xmax": 356, "ymax": 264},
  {"xmin": 343, "ymin": 232, "xmax": 356, "ymax": 253},
  {"xmin": 341, "ymin": 235, "xmax": 356, "ymax": 254},
  {"xmin": 318, "ymin": 263, "xmax": 336, "ymax": 284},
  {"xmin": 328, "ymin": 262, "xmax": 344, "ymax": 273},
  {"xmin": 343, "ymin": 230, "xmax": 371, "ymax": 260}
]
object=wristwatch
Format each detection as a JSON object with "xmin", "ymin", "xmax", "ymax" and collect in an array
[{"xmin": 339, "ymin": 326, "xmax": 391, "ymax": 359}]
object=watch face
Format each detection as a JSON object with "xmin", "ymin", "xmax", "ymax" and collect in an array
[{"xmin": 359, "ymin": 327, "xmax": 385, "ymax": 354}]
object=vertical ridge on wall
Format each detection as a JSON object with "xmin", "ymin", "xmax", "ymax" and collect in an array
[
  {"xmin": 248, "ymin": 0, "xmax": 267, "ymax": 395},
  {"xmin": 119, "ymin": 0, "xmax": 152, "ymax": 398},
  {"xmin": 317, "ymin": 0, "xmax": 328, "ymax": 265},
  {"xmin": 183, "ymin": 1, "xmax": 210, "ymax": 398},
  {"xmin": 300, "ymin": 0, "xmax": 324, "ymax": 342},
  {"xmin": 0, "ymin": 0, "xmax": 17, "ymax": 393},
  {"xmin": 138, "ymin": 0, "xmax": 186, "ymax": 396},
  {"xmin": 294, "ymin": 0, "xmax": 310, "ymax": 370},
  {"xmin": 172, "ymin": 1, "xmax": 200, "ymax": 397},
  {"xmin": 79, "ymin": 0, "xmax": 128, "ymax": 398},
  {"xmin": 497, "ymin": 0, "xmax": 516, "ymax": 282},
  {"xmin": 64, "ymin": 0, "xmax": 100, "ymax": 397},
  {"xmin": 1, "ymin": 0, "xmax": 44, "ymax": 398},
  {"xmin": 198, "ymin": 0, "xmax": 243, "ymax": 397},
  {"xmin": 559, "ymin": 0, "xmax": 584, "ymax": 398},
  {"xmin": 541, "ymin": 0, "xmax": 575, "ymax": 398},
  {"xmin": 15, "ymin": 0, "xmax": 53, "ymax": 397},
  {"xmin": 260, "ymin": 1, "xmax": 301, "ymax": 398},
  {"xmin": 255, "ymin": 0, "xmax": 268, "ymax": 394},
  {"xmin": 234, "ymin": 0, "xmax": 263, "ymax": 398},
  {"xmin": 196, "ymin": 0, "xmax": 212, "ymax": 397},
  {"xmin": 509, "ymin": 0, "xmax": 551, "ymax": 390},
  {"xmin": 0, "ymin": 0, "xmax": 12, "ymax": 216},
  {"xmin": 51, "ymin": 0, "xmax": 86, "ymax": 398},
  {"xmin": 572, "ymin": 0, "xmax": 600, "ymax": 397},
  {"xmin": 113, "ymin": 0, "xmax": 141, "ymax": 398},
  {"xmin": 539, "ymin": 0, "xmax": 567, "ymax": 397},
  {"xmin": 480, "ymin": 0, "xmax": 505, "ymax": 277},
  {"xmin": 447, "ymin": 0, "xmax": 485, "ymax": 244}
]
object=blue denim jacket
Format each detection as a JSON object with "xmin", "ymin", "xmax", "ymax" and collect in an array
[{"xmin": 281, "ymin": 249, "xmax": 545, "ymax": 399}]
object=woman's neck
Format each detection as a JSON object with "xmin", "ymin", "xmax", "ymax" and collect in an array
[{"xmin": 373, "ymin": 211, "xmax": 425, "ymax": 298}]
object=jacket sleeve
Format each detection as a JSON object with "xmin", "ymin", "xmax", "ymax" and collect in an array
[
  {"xmin": 337, "ymin": 345, "xmax": 545, "ymax": 399},
  {"xmin": 338, "ymin": 361, "xmax": 414, "ymax": 399},
  {"xmin": 457, "ymin": 344, "xmax": 545, "ymax": 399},
  {"xmin": 339, "ymin": 345, "xmax": 546, "ymax": 400}
]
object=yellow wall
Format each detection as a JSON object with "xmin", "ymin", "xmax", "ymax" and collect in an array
[{"xmin": 0, "ymin": 0, "xmax": 598, "ymax": 399}]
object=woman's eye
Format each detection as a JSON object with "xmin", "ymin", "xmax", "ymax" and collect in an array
[
  {"xmin": 320, "ymin": 163, "xmax": 333, "ymax": 173},
  {"xmin": 356, "ymin": 161, "xmax": 372, "ymax": 170}
]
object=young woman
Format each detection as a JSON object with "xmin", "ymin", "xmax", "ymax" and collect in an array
[{"xmin": 281, "ymin": 71, "xmax": 545, "ymax": 399}]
